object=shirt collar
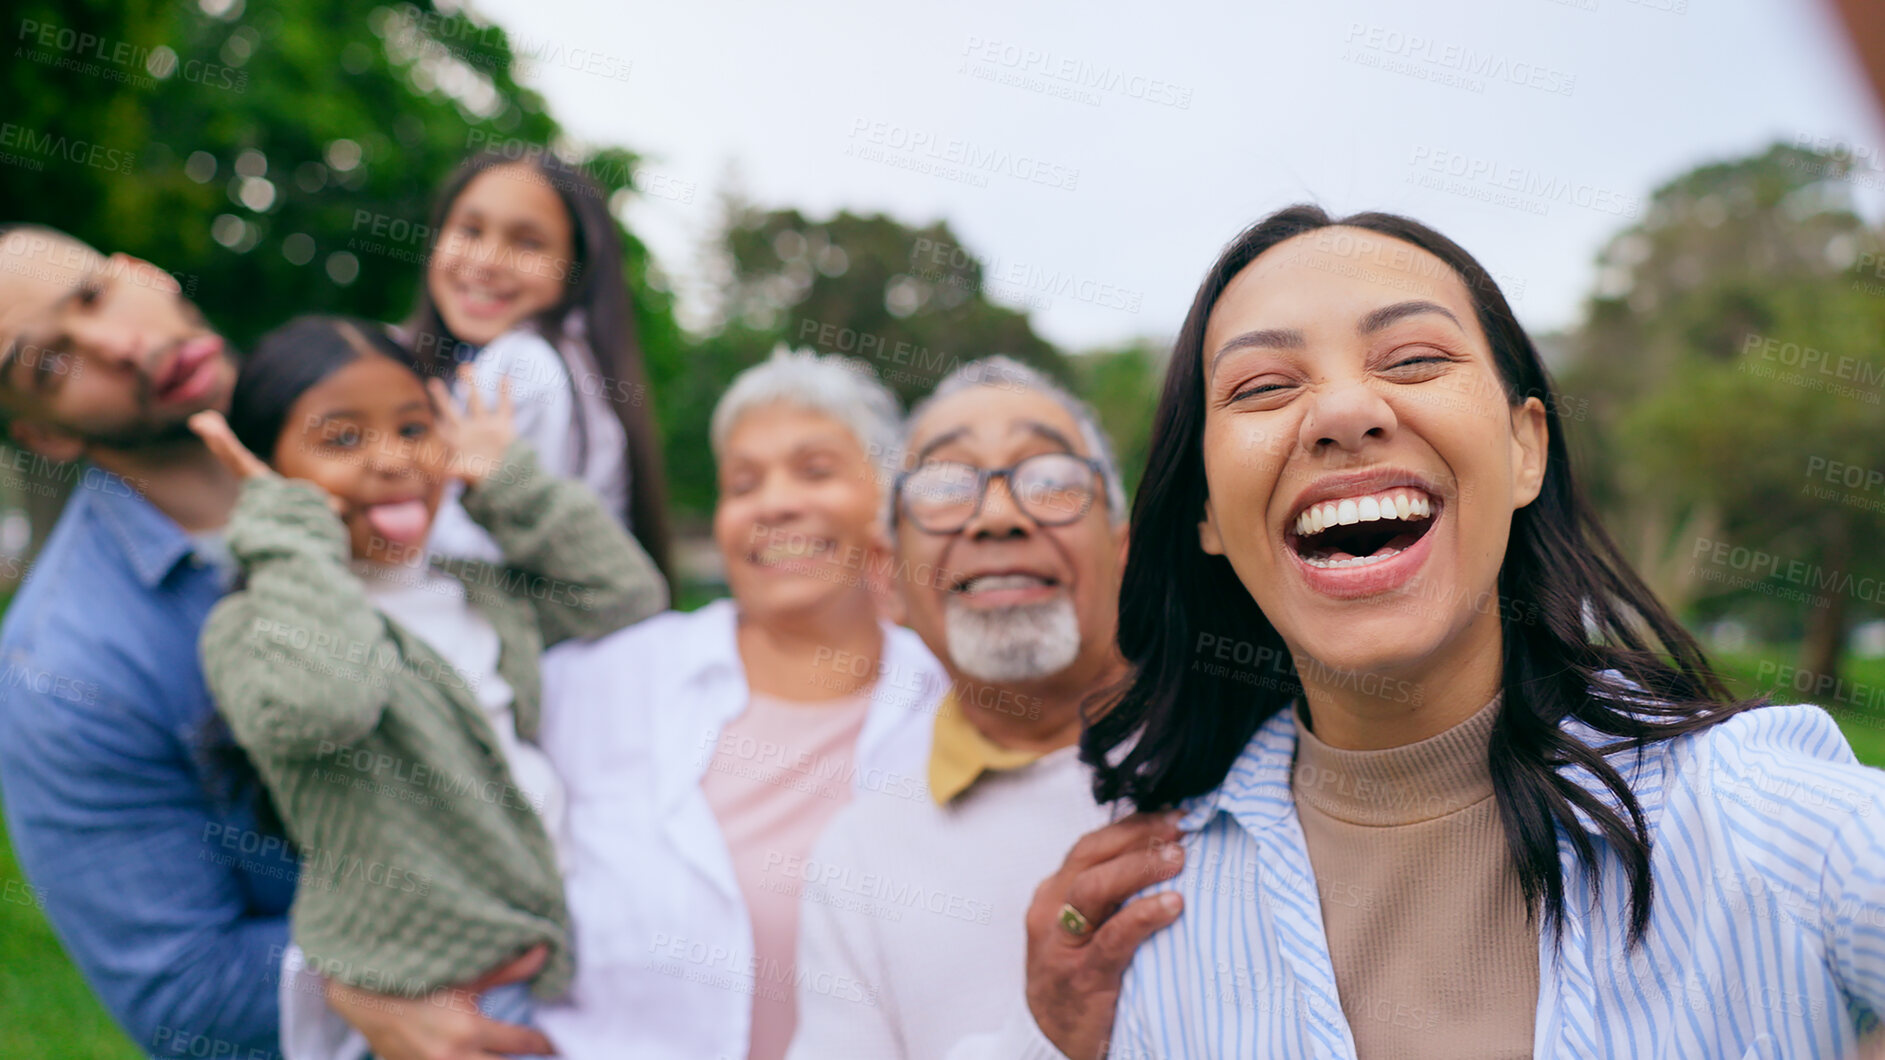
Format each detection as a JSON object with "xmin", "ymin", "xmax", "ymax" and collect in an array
[
  {"xmin": 927, "ymin": 690, "xmax": 1051, "ymax": 805},
  {"xmin": 676, "ymin": 597, "xmax": 746, "ymax": 684},
  {"xmin": 1179, "ymin": 705, "xmax": 1301, "ymax": 834},
  {"xmin": 1196, "ymin": 686, "xmax": 1671, "ymax": 840},
  {"xmin": 82, "ymin": 470, "xmax": 201, "ymax": 589}
]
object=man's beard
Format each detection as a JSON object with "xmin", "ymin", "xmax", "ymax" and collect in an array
[
  {"xmin": 76, "ymin": 415, "xmax": 201, "ymax": 451},
  {"xmin": 943, "ymin": 594, "xmax": 1082, "ymax": 683}
]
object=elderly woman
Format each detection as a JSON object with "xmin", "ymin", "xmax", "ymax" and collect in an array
[{"xmin": 522, "ymin": 347, "xmax": 948, "ymax": 1059}]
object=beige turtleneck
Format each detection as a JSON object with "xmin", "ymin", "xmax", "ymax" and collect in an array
[{"xmin": 1291, "ymin": 696, "xmax": 1539, "ymax": 1060}]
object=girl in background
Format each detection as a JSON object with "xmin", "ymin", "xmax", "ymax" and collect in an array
[{"xmin": 405, "ymin": 148, "xmax": 674, "ymax": 585}]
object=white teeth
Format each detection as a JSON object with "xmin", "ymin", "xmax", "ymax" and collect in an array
[
  {"xmin": 1292, "ymin": 489, "xmax": 1438, "ymax": 538},
  {"xmin": 1302, "ymin": 547, "xmax": 1403, "ymax": 569},
  {"xmin": 460, "ymin": 283, "xmax": 514, "ymax": 305},
  {"xmin": 960, "ymin": 573, "xmax": 1052, "ymax": 593}
]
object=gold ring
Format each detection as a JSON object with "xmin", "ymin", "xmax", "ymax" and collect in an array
[{"xmin": 1057, "ymin": 902, "xmax": 1093, "ymax": 938}]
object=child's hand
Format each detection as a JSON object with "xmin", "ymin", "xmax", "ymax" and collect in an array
[
  {"xmin": 188, "ymin": 411, "xmax": 275, "ymax": 481},
  {"xmin": 429, "ymin": 364, "xmax": 517, "ymax": 488},
  {"xmin": 189, "ymin": 411, "xmax": 351, "ymax": 520}
]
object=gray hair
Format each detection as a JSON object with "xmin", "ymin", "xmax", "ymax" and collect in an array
[
  {"xmin": 904, "ymin": 355, "xmax": 1127, "ymax": 523},
  {"xmin": 710, "ymin": 344, "xmax": 903, "ymax": 482}
]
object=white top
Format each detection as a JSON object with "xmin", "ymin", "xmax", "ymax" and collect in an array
[
  {"xmin": 532, "ymin": 598, "xmax": 949, "ymax": 1059},
  {"xmin": 426, "ymin": 322, "xmax": 631, "ymax": 563},
  {"xmin": 352, "ymin": 558, "xmax": 567, "ymax": 863},
  {"xmin": 786, "ymin": 744, "xmax": 1110, "ymax": 1060}
]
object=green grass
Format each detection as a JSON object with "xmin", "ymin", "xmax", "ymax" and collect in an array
[
  {"xmin": 1709, "ymin": 647, "xmax": 1885, "ymax": 767},
  {"xmin": 0, "ymin": 801, "xmax": 140, "ymax": 1059}
]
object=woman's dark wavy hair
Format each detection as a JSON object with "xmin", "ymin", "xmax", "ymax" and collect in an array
[
  {"xmin": 404, "ymin": 149, "xmax": 675, "ymax": 586},
  {"xmin": 1081, "ymin": 204, "xmax": 1765, "ymax": 945}
]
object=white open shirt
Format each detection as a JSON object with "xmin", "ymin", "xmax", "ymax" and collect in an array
[{"xmin": 532, "ymin": 598, "xmax": 947, "ymax": 1058}]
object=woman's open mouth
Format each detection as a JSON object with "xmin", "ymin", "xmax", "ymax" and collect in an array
[
  {"xmin": 1287, "ymin": 488, "xmax": 1437, "ymax": 568},
  {"xmin": 1283, "ymin": 487, "xmax": 1442, "ymax": 597}
]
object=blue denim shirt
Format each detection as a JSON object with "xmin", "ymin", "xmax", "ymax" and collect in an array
[{"xmin": 0, "ymin": 467, "xmax": 297, "ymax": 1059}]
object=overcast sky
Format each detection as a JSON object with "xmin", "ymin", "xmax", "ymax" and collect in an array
[{"xmin": 469, "ymin": 0, "xmax": 1884, "ymax": 352}]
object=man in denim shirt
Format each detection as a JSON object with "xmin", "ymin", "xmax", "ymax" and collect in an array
[{"xmin": 0, "ymin": 224, "xmax": 297, "ymax": 1057}]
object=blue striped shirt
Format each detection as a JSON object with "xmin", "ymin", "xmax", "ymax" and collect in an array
[{"xmin": 1112, "ymin": 703, "xmax": 1885, "ymax": 1058}]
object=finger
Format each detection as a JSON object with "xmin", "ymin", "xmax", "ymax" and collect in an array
[
  {"xmin": 466, "ymin": 944, "xmax": 549, "ymax": 992},
  {"xmin": 495, "ymin": 374, "xmax": 514, "ymax": 419},
  {"xmin": 458, "ymin": 364, "xmax": 484, "ymax": 417},
  {"xmin": 474, "ymin": 1016, "xmax": 557, "ymax": 1057},
  {"xmin": 185, "ymin": 410, "xmax": 241, "ymax": 463},
  {"xmin": 1060, "ymin": 836, "xmax": 1186, "ymax": 944},
  {"xmin": 1086, "ymin": 891, "xmax": 1184, "ymax": 978},
  {"xmin": 187, "ymin": 411, "xmax": 272, "ymax": 480},
  {"xmin": 1056, "ymin": 810, "xmax": 1185, "ymax": 878},
  {"xmin": 428, "ymin": 377, "xmax": 460, "ymax": 423}
]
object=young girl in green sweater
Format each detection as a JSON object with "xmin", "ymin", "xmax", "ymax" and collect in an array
[{"xmin": 192, "ymin": 315, "xmax": 666, "ymax": 1055}]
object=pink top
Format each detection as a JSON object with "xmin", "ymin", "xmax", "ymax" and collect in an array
[{"xmin": 700, "ymin": 689, "xmax": 873, "ymax": 1060}]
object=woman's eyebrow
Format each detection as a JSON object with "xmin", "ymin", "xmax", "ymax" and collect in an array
[
  {"xmin": 1210, "ymin": 328, "xmax": 1305, "ymax": 378},
  {"xmin": 1358, "ymin": 299, "xmax": 1461, "ymax": 334}
]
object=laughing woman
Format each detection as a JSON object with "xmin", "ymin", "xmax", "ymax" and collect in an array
[{"xmin": 1084, "ymin": 206, "xmax": 1885, "ymax": 1059}]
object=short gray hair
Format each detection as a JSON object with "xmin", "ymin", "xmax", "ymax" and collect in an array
[
  {"xmin": 710, "ymin": 344, "xmax": 903, "ymax": 481},
  {"xmin": 904, "ymin": 355, "xmax": 1127, "ymax": 523}
]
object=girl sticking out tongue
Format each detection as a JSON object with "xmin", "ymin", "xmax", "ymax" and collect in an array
[{"xmin": 191, "ymin": 314, "xmax": 668, "ymax": 1054}]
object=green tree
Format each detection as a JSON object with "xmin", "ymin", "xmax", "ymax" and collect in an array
[
  {"xmin": 1563, "ymin": 143, "xmax": 1885, "ymax": 683},
  {"xmin": 6, "ymin": 0, "xmax": 561, "ymax": 342},
  {"xmin": 1067, "ymin": 341, "xmax": 1165, "ymax": 499},
  {"xmin": 658, "ymin": 201, "xmax": 1077, "ymax": 522},
  {"xmin": 718, "ymin": 204, "xmax": 1068, "ymax": 393},
  {"xmin": 3, "ymin": 0, "xmax": 682, "ymax": 554}
]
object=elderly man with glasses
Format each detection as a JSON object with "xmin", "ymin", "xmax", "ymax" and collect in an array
[{"xmin": 786, "ymin": 357, "xmax": 1188, "ymax": 1060}]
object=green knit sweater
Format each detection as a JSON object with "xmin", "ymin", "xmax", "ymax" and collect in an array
[{"xmin": 200, "ymin": 438, "xmax": 666, "ymax": 999}]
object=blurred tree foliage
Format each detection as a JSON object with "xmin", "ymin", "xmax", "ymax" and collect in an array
[
  {"xmin": 1067, "ymin": 341, "xmax": 1163, "ymax": 501},
  {"xmin": 662, "ymin": 201, "xmax": 1078, "ymax": 517},
  {"xmin": 1, "ymin": 1, "xmax": 1169, "ymax": 548},
  {"xmin": 2, "ymin": 0, "xmax": 682, "ymax": 547},
  {"xmin": 1562, "ymin": 143, "xmax": 1885, "ymax": 682}
]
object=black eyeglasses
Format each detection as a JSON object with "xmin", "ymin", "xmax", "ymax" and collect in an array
[{"xmin": 893, "ymin": 452, "xmax": 1105, "ymax": 534}]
